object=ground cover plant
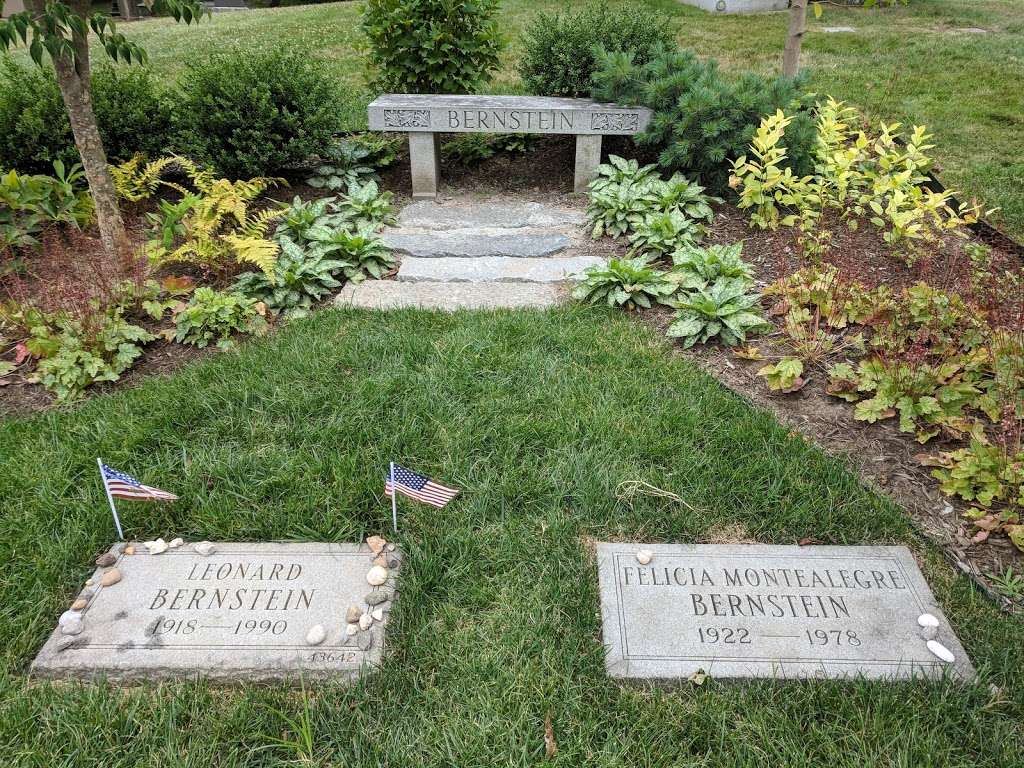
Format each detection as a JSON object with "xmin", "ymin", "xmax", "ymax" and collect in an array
[{"xmin": 0, "ymin": 308, "xmax": 1022, "ymax": 765}]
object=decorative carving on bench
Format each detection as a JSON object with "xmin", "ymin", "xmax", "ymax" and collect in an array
[
  {"xmin": 590, "ymin": 112, "xmax": 640, "ymax": 132},
  {"xmin": 383, "ymin": 109, "xmax": 431, "ymax": 129}
]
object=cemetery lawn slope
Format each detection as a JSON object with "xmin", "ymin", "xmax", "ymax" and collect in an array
[
  {"xmin": 0, "ymin": 307, "xmax": 1021, "ymax": 766},
  {"xmin": 50, "ymin": 0, "xmax": 1024, "ymax": 240}
]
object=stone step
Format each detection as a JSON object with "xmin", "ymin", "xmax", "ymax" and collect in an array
[
  {"xmin": 397, "ymin": 200, "xmax": 586, "ymax": 230},
  {"xmin": 334, "ymin": 280, "xmax": 561, "ymax": 311},
  {"xmin": 383, "ymin": 229, "xmax": 573, "ymax": 258},
  {"xmin": 396, "ymin": 255, "xmax": 603, "ymax": 283}
]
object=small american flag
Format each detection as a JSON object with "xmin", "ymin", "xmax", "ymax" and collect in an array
[
  {"xmin": 101, "ymin": 464, "xmax": 178, "ymax": 502},
  {"xmin": 385, "ymin": 464, "xmax": 459, "ymax": 508}
]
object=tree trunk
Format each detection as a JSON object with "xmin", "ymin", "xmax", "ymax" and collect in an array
[
  {"xmin": 26, "ymin": 0, "xmax": 133, "ymax": 265},
  {"xmin": 783, "ymin": 0, "xmax": 808, "ymax": 77}
]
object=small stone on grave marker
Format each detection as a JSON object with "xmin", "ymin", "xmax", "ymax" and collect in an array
[
  {"xmin": 597, "ymin": 543, "xmax": 974, "ymax": 681},
  {"xmin": 31, "ymin": 542, "xmax": 399, "ymax": 682}
]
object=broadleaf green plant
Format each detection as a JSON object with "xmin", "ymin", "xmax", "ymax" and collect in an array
[
  {"xmin": 667, "ymin": 278, "xmax": 770, "ymax": 348},
  {"xmin": 572, "ymin": 256, "xmax": 676, "ymax": 311}
]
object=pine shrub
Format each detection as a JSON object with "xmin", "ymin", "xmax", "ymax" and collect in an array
[{"xmin": 591, "ymin": 46, "xmax": 815, "ymax": 193}]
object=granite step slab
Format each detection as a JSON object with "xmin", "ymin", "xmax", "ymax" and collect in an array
[
  {"xmin": 382, "ymin": 230, "xmax": 573, "ymax": 258},
  {"xmin": 397, "ymin": 200, "xmax": 585, "ymax": 230},
  {"xmin": 335, "ymin": 280, "xmax": 561, "ymax": 310},
  {"xmin": 396, "ymin": 255, "xmax": 602, "ymax": 283}
]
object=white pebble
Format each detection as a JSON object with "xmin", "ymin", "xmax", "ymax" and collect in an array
[
  {"xmin": 366, "ymin": 565, "xmax": 388, "ymax": 586},
  {"xmin": 58, "ymin": 611, "xmax": 83, "ymax": 636},
  {"xmin": 145, "ymin": 538, "xmax": 169, "ymax": 555},
  {"xmin": 168, "ymin": 538, "xmax": 184, "ymax": 549},
  {"xmin": 345, "ymin": 623, "xmax": 358, "ymax": 636},
  {"xmin": 917, "ymin": 613, "xmax": 940, "ymax": 628},
  {"xmin": 305, "ymin": 624, "xmax": 327, "ymax": 646},
  {"xmin": 359, "ymin": 613, "xmax": 373, "ymax": 631},
  {"xmin": 193, "ymin": 541, "xmax": 216, "ymax": 556},
  {"xmin": 927, "ymin": 639, "xmax": 955, "ymax": 663},
  {"xmin": 372, "ymin": 607, "xmax": 384, "ymax": 621},
  {"xmin": 636, "ymin": 549, "xmax": 653, "ymax": 565}
]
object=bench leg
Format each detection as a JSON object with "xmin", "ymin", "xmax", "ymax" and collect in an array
[
  {"xmin": 574, "ymin": 134, "xmax": 602, "ymax": 193},
  {"xmin": 409, "ymin": 132, "xmax": 440, "ymax": 199}
]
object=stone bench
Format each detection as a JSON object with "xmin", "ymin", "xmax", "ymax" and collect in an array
[{"xmin": 368, "ymin": 95, "xmax": 652, "ymax": 199}]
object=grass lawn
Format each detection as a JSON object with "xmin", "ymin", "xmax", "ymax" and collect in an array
[
  {"xmin": 1, "ymin": 308, "xmax": 1022, "ymax": 765},
  {"xmin": 76, "ymin": 0, "xmax": 1024, "ymax": 241}
]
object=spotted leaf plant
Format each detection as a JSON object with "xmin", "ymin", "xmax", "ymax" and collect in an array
[
  {"xmin": 573, "ymin": 256, "xmax": 676, "ymax": 311},
  {"xmin": 667, "ymin": 278, "xmax": 771, "ymax": 349}
]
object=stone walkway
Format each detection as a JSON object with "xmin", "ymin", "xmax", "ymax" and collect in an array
[{"xmin": 335, "ymin": 198, "xmax": 603, "ymax": 310}]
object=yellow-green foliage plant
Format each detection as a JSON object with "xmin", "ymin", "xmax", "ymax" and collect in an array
[
  {"xmin": 110, "ymin": 155, "xmax": 192, "ymax": 203},
  {"xmin": 139, "ymin": 159, "xmax": 285, "ymax": 278},
  {"xmin": 731, "ymin": 101, "xmax": 988, "ymax": 261}
]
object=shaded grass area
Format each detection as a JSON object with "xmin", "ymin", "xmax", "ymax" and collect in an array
[
  {"xmin": 0, "ymin": 308, "xmax": 1021, "ymax": 766},
  {"xmin": 54, "ymin": 0, "xmax": 1024, "ymax": 240}
]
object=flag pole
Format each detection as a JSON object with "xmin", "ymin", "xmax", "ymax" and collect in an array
[
  {"xmin": 389, "ymin": 461, "xmax": 398, "ymax": 533},
  {"xmin": 98, "ymin": 457, "xmax": 124, "ymax": 540}
]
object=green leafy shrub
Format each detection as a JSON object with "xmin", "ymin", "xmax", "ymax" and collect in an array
[
  {"xmin": 361, "ymin": 0, "xmax": 504, "ymax": 93},
  {"xmin": 1, "ymin": 161, "xmax": 94, "ymax": 252},
  {"xmin": 274, "ymin": 196, "xmax": 350, "ymax": 243},
  {"xmin": 519, "ymin": 2, "xmax": 675, "ymax": 98},
  {"xmin": 33, "ymin": 310, "xmax": 153, "ymax": 402},
  {"xmin": 173, "ymin": 287, "xmax": 267, "ymax": 349},
  {"xmin": 730, "ymin": 100, "xmax": 985, "ymax": 260},
  {"xmin": 312, "ymin": 223, "xmax": 395, "ymax": 281},
  {"xmin": 174, "ymin": 48, "xmax": 343, "ymax": 179},
  {"xmin": 233, "ymin": 236, "xmax": 346, "ymax": 317},
  {"xmin": 667, "ymin": 279, "xmax": 770, "ymax": 348},
  {"xmin": 0, "ymin": 58, "xmax": 173, "ymax": 173},
  {"xmin": 591, "ymin": 45, "xmax": 814, "ymax": 193},
  {"xmin": 572, "ymin": 256, "xmax": 676, "ymax": 310}
]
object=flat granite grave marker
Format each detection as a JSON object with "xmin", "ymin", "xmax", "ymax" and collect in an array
[
  {"xmin": 32, "ymin": 541, "xmax": 399, "ymax": 682},
  {"xmin": 597, "ymin": 543, "xmax": 974, "ymax": 682}
]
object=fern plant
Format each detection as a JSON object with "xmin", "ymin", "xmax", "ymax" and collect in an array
[
  {"xmin": 145, "ymin": 171, "xmax": 285, "ymax": 278},
  {"xmin": 572, "ymin": 256, "xmax": 676, "ymax": 310}
]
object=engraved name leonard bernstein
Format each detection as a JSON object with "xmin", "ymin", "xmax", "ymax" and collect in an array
[{"xmin": 149, "ymin": 559, "xmax": 315, "ymax": 613}]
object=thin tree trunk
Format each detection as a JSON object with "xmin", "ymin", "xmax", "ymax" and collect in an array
[
  {"xmin": 26, "ymin": 0, "xmax": 133, "ymax": 265},
  {"xmin": 783, "ymin": 0, "xmax": 808, "ymax": 77}
]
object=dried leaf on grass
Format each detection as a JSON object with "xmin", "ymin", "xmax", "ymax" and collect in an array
[{"xmin": 544, "ymin": 711, "xmax": 557, "ymax": 759}]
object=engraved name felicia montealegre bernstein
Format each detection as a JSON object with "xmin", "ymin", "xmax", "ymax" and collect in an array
[
  {"xmin": 621, "ymin": 564, "xmax": 911, "ymax": 620},
  {"xmin": 381, "ymin": 108, "xmax": 641, "ymax": 133}
]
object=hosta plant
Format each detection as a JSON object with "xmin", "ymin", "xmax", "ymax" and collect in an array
[
  {"xmin": 335, "ymin": 181, "xmax": 396, "ymax": 228},
  {"xmin": 628, "ymin": 209, "xmax": 706, "ymax": 257},
  {"xmin": 312, "ymin": 223, "xmax": 395, "ymax": 281},
  {"xmin": 233, "ymin": 236, "xmax": 347, "ymax": 318},
  {"xmin": 669, "ymin": 242, "xmax": 754, "ymax": 291},
  {"xmin": 306, "ymin": 138, "xmax": 378, "ymax": 191},
  {"xmin": 667, "ymin": 279, "xmax": 771, "ymax": 349},
  {"xmin": 173, "ymin": 288, "xmax": 267, "ymax": 349},
  {"xmin": 572, "ymin": 257, "xmax": 676, "ymax": 311}
]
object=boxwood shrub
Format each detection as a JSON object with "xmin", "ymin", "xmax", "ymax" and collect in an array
[{"xmin": 173, "ymin": 48, "xmax": 344, "ymax": 179}]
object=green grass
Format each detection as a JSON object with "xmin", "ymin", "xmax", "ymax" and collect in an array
[
  {"xmin": 1, "ymin": 307, "xmax": 1021, "ymax": 766},
  {"xmin": 56, "ymin": 0, "xmax": 1024, "ymax": 241}
]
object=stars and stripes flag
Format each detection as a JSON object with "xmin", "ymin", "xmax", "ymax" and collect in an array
[
  {"xmin": 97, "ymin": 458, "xmax": 177, "ymax": 540},
  {"xmin": 385, "ymin": 464, "xmax": 459, "ymax": 509},
  {"xmin": 101, "ymin": 463, "xmax": 179, "ymax": 501}
]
